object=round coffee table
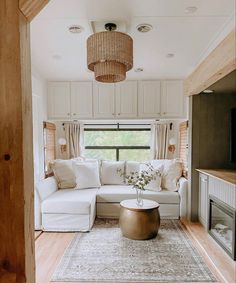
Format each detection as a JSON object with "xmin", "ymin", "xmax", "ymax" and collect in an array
[{"xmin": 119, "ymin": 199, "xmax": 160, "ymax": 240}]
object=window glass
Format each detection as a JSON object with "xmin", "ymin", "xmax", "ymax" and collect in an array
[
  {"xmin": 84, "ymin": 149, "xmax": 116, "ymax": 161},
  {"xmin": 84, "ymin": 128, "xmax": 151, "ymax": 161},
  {"xmin": 119, "ymin": 149, "xmax": 150, "ymax": 162},
  {"xmin": 84, "ymin": 130, "xmax": 150, "ymax": 146}
]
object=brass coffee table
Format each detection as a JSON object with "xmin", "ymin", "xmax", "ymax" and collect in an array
[{"xmin": 119, "ymin": 199, "xmax": 160, "ymax": 240}]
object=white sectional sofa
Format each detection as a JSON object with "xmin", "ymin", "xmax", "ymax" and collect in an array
[{"xmin": 35, "ymin": 160, "xmax": 188, "ymax": 232}]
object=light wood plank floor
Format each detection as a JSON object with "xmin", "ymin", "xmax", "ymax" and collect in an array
[{"xmin": 35, "ymin": 221, "xmax": 236, "ymax": 283}]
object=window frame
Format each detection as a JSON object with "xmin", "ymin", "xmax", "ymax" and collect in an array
[{"xmin": 84, "ymin": 127, "xmax": 151, "ymax": 161}]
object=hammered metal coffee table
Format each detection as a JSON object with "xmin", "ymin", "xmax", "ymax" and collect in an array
[{"xmin": 119, "ymin": 199, "xmax": 160, "ymax": 240}]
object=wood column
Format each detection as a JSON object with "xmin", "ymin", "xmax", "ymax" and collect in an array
[{"xmin": 0, "ymin": 2, "xmax": 34, "ymax": 283}]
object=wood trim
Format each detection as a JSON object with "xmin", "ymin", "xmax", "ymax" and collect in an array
[
  {"xmin": 19, "ymin": 0, "xmax": 49, "ymax": 21},
  {"xmin": 20, "ymin": 12, "xmax": 35, "ymax": 283},
  {"xmin": 0, "ymin": 1, "xmax": 35, "ymax": 282},
  {"xmin": 184, "ymin": 28, "xmax": 236, "ymax": 96}
]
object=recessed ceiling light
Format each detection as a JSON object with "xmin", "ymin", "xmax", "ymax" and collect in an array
[
  {"xmin": 185, "ymin": 6, "xmax": 198, "ymax": 14},
  {"xmin": 68, "ymin": 25, "xmax": 84, "ymax": 34},
  {"xmin": 136, "ymin": 24, "xmax": 153, "ymax": 33},
  {"xmin": 203, "ymin": 89, "xmax": 214, "ymax": 94},
  {"xmin": 166, "ymin": 53, "xmax": 175, "ymax": 58},
  {"xmin": 134, "ymin": 68, "xmax": 144, "ymax": 72},
  {"xmin": 52, "ymin": 54, "xmax": 62, "ymax": 60}
]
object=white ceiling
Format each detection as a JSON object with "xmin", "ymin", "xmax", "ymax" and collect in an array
[{"xmin": 30, "ymin": 0, "xmax": 236, "ymax": 81}]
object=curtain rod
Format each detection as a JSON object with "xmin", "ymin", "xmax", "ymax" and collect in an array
[{"xmin": 62, "ymin": 121, "xmax": 173, "ymax": 130}]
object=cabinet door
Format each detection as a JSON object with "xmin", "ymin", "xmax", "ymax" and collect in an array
[
  {"xmin": 71, "ymin": 82, "xmax": 93, "ymax": 119},
  {"xmin": 199, "ymin": 173, "xmax": 208, "ymax": 228},
  {"xmin": 115, "ymin": 81, "xmax": 137, "ymax": 118},
  {"xmin": 93, "ymin": 83, "xmax": 115, "ymax": 118},
  {"xmin": 48, "ymin": 82, "xmax": 70, "ymax": 119},
  {"xmin": 138, "ymin": 81, "xmax": 161, "ymax": 118},
  {"xmin": 161, "ymin": 80, "xmax": 184, "ymax": 118}
]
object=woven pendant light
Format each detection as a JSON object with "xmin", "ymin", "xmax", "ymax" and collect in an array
[{"xmin": 87, "ymin": 23, "xmax": 133, "ymax": 83}]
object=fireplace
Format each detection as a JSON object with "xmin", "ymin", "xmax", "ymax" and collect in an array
[{"xmin": 209, "ymin": 196, "xmax": 236, "ymax": 260}]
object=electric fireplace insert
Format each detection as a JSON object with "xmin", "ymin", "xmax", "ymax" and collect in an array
[{"xmin": 209, "ymin": 196, "xmax": 236, "ymax": 260}]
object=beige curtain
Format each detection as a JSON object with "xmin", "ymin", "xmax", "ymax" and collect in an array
[
  {"xmin": 64, "ymin": 123, "xmax": 84, "ymax": 158},
  {"xmin": 151, "ymin": 123, "xmax": 170, "ymax": 159}
]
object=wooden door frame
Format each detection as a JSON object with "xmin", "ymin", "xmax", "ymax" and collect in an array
[{"xmin": 0, "ymin": 1, "xmax": 49, "ymax": 283}]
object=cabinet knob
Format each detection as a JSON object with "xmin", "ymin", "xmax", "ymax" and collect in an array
[
  {"xmin": 73, "ymin": 113, "xmax": 76, "ymax": 115},
  {"xmin": 67, "ymin": 113, "xmax": 70, "ymax": 116},
  {"xmin": 163, "ymin": 112, "xmax": 166, "ymax": 115},
  {"xmin": 112, "ymin": 113, "xmax": 115, "ymax": 115},
  {"xmin": 118, "ymin": 113, "xmax": 120, "ymax": 115}
]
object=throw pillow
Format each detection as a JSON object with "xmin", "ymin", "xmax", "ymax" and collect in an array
[
  {"xmin": 50, "ymin": 159, "xmax": 76, "ymax": 189},
  {"xmin": 101, "ymin": 161, "xmax": 125, "ymax": 185},
  {"xmin": 125, "ymin": 161, "xmax": 140, "ymax": 184},
  {"xmin": 140, "ymin": 163, "xmax": 163, "ymax": 192},
  {"xmin": 162, "ymin": 159, "xmax": 183, "ymax": 191},
  {"xmin": 73, "ymin": 161, "xmax": 101, "ymax": 189}
]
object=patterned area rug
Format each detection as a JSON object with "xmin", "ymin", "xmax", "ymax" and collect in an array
[{"xmin": 52, "ymin": 219, "xmax": 216, "ymax": 282}]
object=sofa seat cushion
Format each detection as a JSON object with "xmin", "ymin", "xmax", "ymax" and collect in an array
[
  {"xmin": 96, "ymin": 185, "xmax": 179, "ymax": 204},
  {"xmin": 42, "ymin": 188, "xmax": 98, "ymax": 214}
]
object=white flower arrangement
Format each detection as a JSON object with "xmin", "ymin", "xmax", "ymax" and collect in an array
[{"xmin": 118, "ymin": 163, "xmax": 161, "ymax": 191}]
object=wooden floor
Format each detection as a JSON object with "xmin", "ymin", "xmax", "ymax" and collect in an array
[{"xmin": 35, "ymin": 221, "xmax": 236, "ymax": 283}]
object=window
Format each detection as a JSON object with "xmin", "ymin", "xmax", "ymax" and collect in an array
[{"xmin": 84, "ymin": 124, "xmax": 151, "ymax": 161}]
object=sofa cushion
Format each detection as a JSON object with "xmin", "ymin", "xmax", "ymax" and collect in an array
[
  {"xmin": 96, "ymin": 185, "xmax": 179, "ymax": 204},
  {"xmin": 73, "ymin": 161, "xmax": 101, "ymax": 189},
  {"xmin": 101, "ymin": 161, "xmax": 125, "ymax": 185},
  {"xmin": 162, "ymin": 159, "xmax": 183, "ymax": 191},
  {"xmin": 42, "ymin": 188, "xmax": 98, "ymax": 214},
  {"xmin": 50, "ymin": 159, "xmax": 76, "ymax": 189}
]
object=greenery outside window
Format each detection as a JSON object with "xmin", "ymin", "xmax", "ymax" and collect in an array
[{"xmin": 84, "ymin": 125, "xmax": 151, "ymax": 161}]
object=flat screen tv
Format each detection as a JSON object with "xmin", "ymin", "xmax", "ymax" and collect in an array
[{"xmin": 230, "ymin": 107, "xmax": 236, "ymax": 162}]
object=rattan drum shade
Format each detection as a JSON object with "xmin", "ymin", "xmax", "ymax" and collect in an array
[{"xmin": 87, "ymin": 31, "xmax": 133, "ymax": 83}]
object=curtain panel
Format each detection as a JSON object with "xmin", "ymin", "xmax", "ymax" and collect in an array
[
  {"xmin": 151, "ymin": 123, "xmax": 170, "ymax": 159},
  {"xmin": 64, "ymin": 122, "xmax": 84, "ymax": 158}
]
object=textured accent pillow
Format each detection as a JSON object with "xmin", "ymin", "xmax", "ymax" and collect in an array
[
  {"xmin": 101, "ymin": 161, "xmax": 125, "ymax": 185},
  {"xmin": 125, "ymin": 161, "xmax": 140, "ymax": 184},
  {"xmin": 140, "ymin": 163, "xmax": 163, "ymax": 192},
  {"xmin": 50, "ymin": 159, "xmax": 76, "ymax": 189},
  {"xmin": 73, "ymin": 161, "xmax": 101, "ymax": 189},
  {"xmin": 162, "ymin": 159, "xmax": 183, "ymax": 191}
]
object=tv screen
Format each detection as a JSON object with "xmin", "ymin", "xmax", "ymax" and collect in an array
[{"xmin": 230, "ymin": 107, "xmax": 236, "ymax": 162}]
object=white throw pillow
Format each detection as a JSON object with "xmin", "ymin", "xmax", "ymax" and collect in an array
[
  {"xmin": 126, "ymin": 161, "xmax": 140, "ymax": 184},
  {"xmin": 140, "ymin": 163, "xmax": 163, "ymax": 192},
  {"xmin": 73, "ymin": 161, "xmax": 101, "ymax": 189},
  {"xmin": 50, "ymin": 159, "xmax": 76, "ymax": 189},
  {"xmin": 162, "ymin": 159, "xmax": 183, "ymax": 191},
  {"xmin": 101, "ymin": 161, "xmax": 125, "ymax": 185}
]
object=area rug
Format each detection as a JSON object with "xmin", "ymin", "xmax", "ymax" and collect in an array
[{"xmin": 52, "ymin": 219, "xmax": 216, "ymax": 282}]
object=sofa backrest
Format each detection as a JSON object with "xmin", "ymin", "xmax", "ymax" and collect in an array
[{"xmin": 36, "ymin": 176, "xmax": 58, "ymax": 201}]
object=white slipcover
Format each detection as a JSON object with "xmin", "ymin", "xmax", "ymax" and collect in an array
[{"xmin": 96, "ymin": 185, "xmax": 179, "ymax": 204}]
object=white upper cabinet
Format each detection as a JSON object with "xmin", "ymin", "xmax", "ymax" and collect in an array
[
  {"xmin": 93, "ymin": 83, "xmax": 115, "ymax": 118},
  {"xmin": 138, "ymin": 81, "xmax": 161, "ymax": 118},
  {"xmin": 115, "ymin": 81, "xmax": 138, "ymax": 118},
  {"xmin": 70, "ymin": 82, "xmax": 93, "ymax": 119},
  {"xmin": 47, "ymin": 80, "xmax": 185, "ymax": 120},
  {"xmin": 161, "ymin": 80, "xmax": 184, "ymax": 118},
  {"xmin": 48, "ymin": 82, "xmax": 71, "ymax": 119}
]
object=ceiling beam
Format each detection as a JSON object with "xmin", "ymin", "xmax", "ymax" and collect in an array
[
  {"xmin": 184, "ymin": 28, "xmax": 236, "ymax": 96},
  {"xmin": 19, "ymin": 0, "xmax": 49, "ymax": 21}
]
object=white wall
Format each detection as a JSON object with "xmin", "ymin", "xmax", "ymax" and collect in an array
[{"xmin": 32, "ymin": 72, "xmax": 47, "ymax": 182}]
